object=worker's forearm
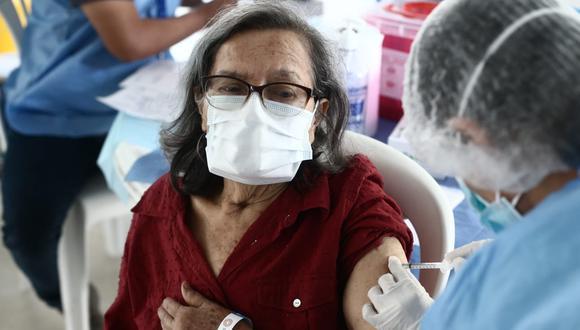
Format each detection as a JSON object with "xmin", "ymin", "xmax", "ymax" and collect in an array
[
  {"xmin": 126, "ymin": 1, "xmax": 234, "ymax": 60},
  {"xmin": 82, "ymin": 0, "xmax": 232, "ymax": 61},
  {"xmin": 127, "ymin": 9, "xmax": 213, "ymax": 60},
  {"xmin": 181, "ymin": 0, "xmax": 205, "ymax": 7}
]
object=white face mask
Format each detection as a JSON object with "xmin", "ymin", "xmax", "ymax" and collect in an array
[{"xmin": 205, "ymin": 93, "xmax": 316, "ymax": 185}]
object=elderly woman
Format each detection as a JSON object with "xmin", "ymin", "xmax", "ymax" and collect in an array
[
  {"xmin": 105, "ymin": 2, "xmax": 412, "ymax": 329},
  {"xmin": 363, "ymin": 0, "xmax": 580, "ymax": 329}
]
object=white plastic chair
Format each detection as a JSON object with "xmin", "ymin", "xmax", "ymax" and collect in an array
[
  {"xmin": 1, "ymin": 2, "xmax": 133, "ymax": 328},
  {"xmin": 342, "ymin": 130, "xmax": 455, "ymax": 297},
  {"xmin": 58, "ymin": 176, "xmax": 132, "ymax": 330}
]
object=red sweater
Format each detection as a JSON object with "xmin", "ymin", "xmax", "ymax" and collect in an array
[{"xmin": 105, "ymin": 155, "xmax": 412, "ymax": 329}]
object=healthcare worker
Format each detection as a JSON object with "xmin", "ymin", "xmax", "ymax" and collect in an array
[
  {"xmin": 0, "ymin": 0, "xmax": 233, "ymax": 321},
  {"xmin": 362, "ymin": 0, "xmax": 580, "ymax": 328}
]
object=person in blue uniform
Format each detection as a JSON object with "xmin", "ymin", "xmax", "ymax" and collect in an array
[
  {"xmin": 0, "ymin": 0, "xmax": 233, "ymax": 313},
  {"xmin": 362, "ymin": 0, "xmax": 580, "ymax": 328}
]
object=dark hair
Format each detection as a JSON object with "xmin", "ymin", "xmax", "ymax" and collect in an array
[{"xmin": 161, "ymin": 1, "xmax": 350, "ymax": 197}]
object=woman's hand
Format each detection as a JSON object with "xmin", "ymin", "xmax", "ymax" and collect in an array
[{"xmin": 157, "ymin": 282, "xmax": 250, "ymax": 330}]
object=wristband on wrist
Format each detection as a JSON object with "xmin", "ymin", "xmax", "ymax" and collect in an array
[{"xmin": 217, "ymin": 312, "xmax": 252, "ymax": 330}]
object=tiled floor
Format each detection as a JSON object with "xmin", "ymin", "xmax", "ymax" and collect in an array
[{"xmin": 0, "ymin": 192, "xmax": 123, "ymax": 330}]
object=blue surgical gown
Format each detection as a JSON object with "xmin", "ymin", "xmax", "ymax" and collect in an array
[{"xmin": 421, "ymin": 177, "xmax": 580, "ymax": 329}]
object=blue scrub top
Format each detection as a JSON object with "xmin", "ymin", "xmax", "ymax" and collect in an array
[
  {"xmin": 421, "ymin": 177, "xmax": 580, "ymax": 329},
  {"xmin": 3, "ymin": 0, "xmax": 180, "ymax": 137}
]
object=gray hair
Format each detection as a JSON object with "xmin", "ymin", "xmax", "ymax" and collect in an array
[{"xmin": 161, "ymin": 1, "xmax": 350, "ymax": 196}]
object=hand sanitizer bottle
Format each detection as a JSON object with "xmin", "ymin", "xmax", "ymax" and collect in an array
[{"xmin": 338, "ymin": 22, "xmax": 369, "ymax": 134}]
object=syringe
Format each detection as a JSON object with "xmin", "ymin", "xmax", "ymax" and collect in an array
[{"xmin": 401, "ymin": 262, "xmax": 445, "ymax": 270}]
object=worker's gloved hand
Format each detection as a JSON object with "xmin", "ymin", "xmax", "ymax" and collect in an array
[
  {"xmin": 363, "ymin": 256, "xmax": 433, "ymax": 330},
  {"xmin": 441, "ymin": 239, "xmax": 493, "ymax": 273}
]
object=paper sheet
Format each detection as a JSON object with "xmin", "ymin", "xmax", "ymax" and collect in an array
[
  {"xmin": 119, "ymin": 60, "xmax": 185, "ymax": 90},
  {"xmin": 98, "ymin": 60, "xmax": 185, "ymax": 122},
  {"xmin": 99, "ymin": 85, "xmax": 181, "ymax": 122}
]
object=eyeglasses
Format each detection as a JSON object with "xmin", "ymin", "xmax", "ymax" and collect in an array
[{"xmin": 202, "ymin": 75, "xmax": 318, "ymax": 116}]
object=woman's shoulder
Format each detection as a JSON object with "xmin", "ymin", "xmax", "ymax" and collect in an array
[
  {"xmin": 131, "ymin": 173, "xmax": 184, "ymax": 218},
  {"xmin": 345, "ymin": 154, "xmax": 380, "ymax": 174},
  {"xmin": 326, "ymin": 154, "xmax": 384, "ymax": 190},
  {"xmin": 313, "ymin": 154, "xmax": 389, "ymax": 211}
]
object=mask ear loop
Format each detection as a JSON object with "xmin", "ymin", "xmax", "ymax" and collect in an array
[
  {"xmin": 195, "ymin": 133, "xmax": 207, "ymax": 160},
  {"xmin": 311, "ymin": 99, "xmax": 320, "ymax": 125},
  {"xmin": 494, "ymin": 190, "xmax": 523, "ymax": 208},
  {"xmin": 510, "ymin": 193, "xmax": 523, "ymax": 207},
  {"xmin": 310, "ymin": 99, "xmax": 326, "ymax": 160}
]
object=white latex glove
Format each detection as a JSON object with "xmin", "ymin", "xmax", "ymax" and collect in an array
[
  {"xmin": 441, "ymin": 239, "xmax": 493, "ymax": 272},
  {"xmin": 363, "ymin": 256, "xmax": 433, "ymax": 330}
]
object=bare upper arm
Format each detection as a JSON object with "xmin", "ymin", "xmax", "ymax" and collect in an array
[
  {"xmin": 80, "ymin": 1, "xmax": 144, "ymax": 60},
  {"xmin": 343, "ymin": 237, "xmax": 408, "ymax": 330}
]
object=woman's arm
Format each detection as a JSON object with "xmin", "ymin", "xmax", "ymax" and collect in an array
[
  {"xmin": 80, "ymin": 0, "xmax": 234, "ymax": 61},
  {"xmin": 343, "ymin": 237, "xmax": 408, "ymax": 330}
]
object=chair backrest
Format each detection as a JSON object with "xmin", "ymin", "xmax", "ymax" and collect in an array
[
  {"xmin": 341, "ymin": 130, "xmax": 455, "ymax": 297},
  {"xmin": 0, "ymin": 0, "xmax": 28, "ymax": 51}
]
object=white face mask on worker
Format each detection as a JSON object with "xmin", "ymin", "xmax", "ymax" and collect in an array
[{"xmin": 205, "ymin": 94, "xmax": 316, "ymax": 185}]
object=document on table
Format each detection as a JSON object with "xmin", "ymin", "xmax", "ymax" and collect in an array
[
  {"xmin": 98, "ymin": 60, "xmax": 186, "ymax": 122},
  {"xmin": 119, "ymin": 60, "xmax": 185, "ymax": 89}
]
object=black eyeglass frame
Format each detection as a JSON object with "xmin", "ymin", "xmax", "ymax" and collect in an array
[{"xmin": 201, "ymin": 75, "xmax": 320, "ymax": 109}]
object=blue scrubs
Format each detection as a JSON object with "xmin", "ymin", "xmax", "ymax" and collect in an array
[
  {"xmin": 1, "ymin": 0, "xmax": 179, "ymax": 310},
  {"xmin": 3, "ymin": 0, "xmax": 180, "ymax": 137},
  {"xmin": 421, "ymin": 177, "xmax": 580, "ymax": 329}
]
